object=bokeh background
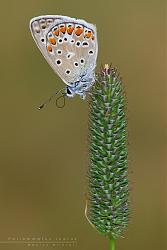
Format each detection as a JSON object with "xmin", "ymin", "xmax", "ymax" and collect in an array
[{"xmin": 0, "ymin": 0, "xmax": 166, "ymax": 249}]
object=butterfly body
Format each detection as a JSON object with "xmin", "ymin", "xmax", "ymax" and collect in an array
[{"xmin": 29, "ymin": 15, "xmax": 98, "ymax": 100}]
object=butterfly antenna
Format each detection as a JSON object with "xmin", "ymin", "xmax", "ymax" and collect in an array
[
  {"xmin": 55, "ymin": 94, "xmax": 66, "ymax": 108},
  {"xmin": 38, "ymin": 87, "xmax": 66, "ymax": 110}
]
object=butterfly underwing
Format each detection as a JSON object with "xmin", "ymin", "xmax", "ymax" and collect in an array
[{"xmin": 30, "ymin": 15, "xmax": 98, "ymax": 100}]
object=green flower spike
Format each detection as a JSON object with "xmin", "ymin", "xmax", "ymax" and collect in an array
[{"xmin": 86, "ymin": 64, "xmax": 129, "ymax": 250}]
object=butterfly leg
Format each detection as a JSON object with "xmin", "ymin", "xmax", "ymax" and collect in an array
[{"xmin": 79, "ymin": 93, "xmax": 86, "ymax": 100}]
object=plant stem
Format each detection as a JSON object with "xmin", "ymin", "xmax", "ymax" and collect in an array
[{"xmin": 109, "ymin": 235, "xmax": 116, "ymax": 250}]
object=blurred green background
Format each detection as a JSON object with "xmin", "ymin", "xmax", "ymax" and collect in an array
[{"xmin": 0, "ymin": 0, "xmax": 165, "ymax": 249}]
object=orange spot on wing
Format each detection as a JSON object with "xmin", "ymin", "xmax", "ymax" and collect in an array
[
  {"xmin": 67, "ymin": 25, "xmax": 74, "ymax": 35},
  {"xmin": 47, "ymin": 44, "xmax": 52, "ymax": 52},
  {"xmin": 49, "ymin": 37, "xmax": 56, "ymax": 45},
  {"xmin": 53, "ymin": 27, "xmax": 59, "ymax": 36},
  {"xmin": 59, "ymin": 24, "xmax": 66, "ymax": 34},
  {"xmin": 85, "ymin": 30, "xmax": 92, "ymax": 38},
  {"xmin": 75, "ymin": 26, "xmax": 83, "ymax": 36}
]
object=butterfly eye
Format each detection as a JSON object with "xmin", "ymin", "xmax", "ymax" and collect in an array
[{"xmin": 67, "ymin": 87, "xmax": 72, "ymax": 95}]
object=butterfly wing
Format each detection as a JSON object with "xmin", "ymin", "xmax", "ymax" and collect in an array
[{"xmin": 30, "ymin": 15, "xmax": 98, "ymax": 87}]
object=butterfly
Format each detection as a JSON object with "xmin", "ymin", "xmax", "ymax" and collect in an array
[{"xmin": 29, "ymin": 15, "xmax": 98, "ymax": 108}]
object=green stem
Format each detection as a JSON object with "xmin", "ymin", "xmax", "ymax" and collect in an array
[{"xmin": 109, "ymin": 235, "xmax": 116, "ymax": 250}]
